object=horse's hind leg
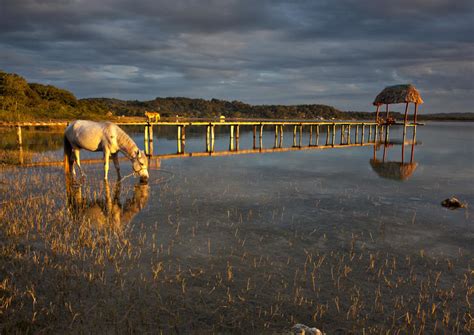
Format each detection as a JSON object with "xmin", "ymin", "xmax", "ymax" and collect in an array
[{"xmin": 112, "ymin": 152, "xmax": 121, "ymax": 180}]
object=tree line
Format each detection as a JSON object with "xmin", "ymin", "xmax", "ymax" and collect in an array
[
  {"xmin": 1, "ymin": 70, "xmax": 473, "ymax": 121},
  {"xmin": 0, "ymin": 70, "xmax": 345, "ymax": 121}
]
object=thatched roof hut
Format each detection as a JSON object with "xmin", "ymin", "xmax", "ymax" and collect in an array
[
  {"xmin": 373, "ymin": 84, "xmax": 423, "ymax": 123},
  {"xmin": 370, "ymin": 159, "xmax": 418, "ymax": 181},
  {"xmin": 373, "ymin": 84, "xmax": 423, "ymax": 106}
]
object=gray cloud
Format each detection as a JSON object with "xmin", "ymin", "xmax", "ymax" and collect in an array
[{"xmin": 0, "ymin": 0, "xmax": 472, "ymax": 113}]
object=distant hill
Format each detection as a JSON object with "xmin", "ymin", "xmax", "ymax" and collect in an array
[{"xmin": 1, "ymin": 70, "xmax": 473, "ymax": 122}]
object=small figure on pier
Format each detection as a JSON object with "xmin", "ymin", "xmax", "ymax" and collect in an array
[{"xmin": 145, "ymin": 111, "xmax": 160, "ymax": 123}]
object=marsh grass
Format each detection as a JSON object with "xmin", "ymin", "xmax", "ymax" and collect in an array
[{"xmin": 0, "ymin": 165, "xmax": 473, "ymax": 334}]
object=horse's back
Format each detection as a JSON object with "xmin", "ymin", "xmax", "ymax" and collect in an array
[{"xmin": 66, "ymin": 120, "xmax": 118, "ymax": 152}]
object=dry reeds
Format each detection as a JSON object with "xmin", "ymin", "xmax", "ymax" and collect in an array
[{"xmin": 0, "ymin": 166, "xmax": 472, "ymax": 334}]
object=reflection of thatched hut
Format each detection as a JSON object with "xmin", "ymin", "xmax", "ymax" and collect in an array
[
  {"xmin": 370, "ymin": 159, "xmax": 418, "ymax": 181},
  {"xmin": 373, "ymin": 84, "xmax": 423, "ymax": 124}
]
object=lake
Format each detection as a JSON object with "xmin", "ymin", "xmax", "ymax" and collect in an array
[{"xmin": 0, "ymin": 122, "xmax": 473, "ymax": 333}]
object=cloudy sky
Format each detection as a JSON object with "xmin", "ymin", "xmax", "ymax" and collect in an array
[{"xmin": 1, "ymin": 0, "xmax": 472, "ymax": 113}]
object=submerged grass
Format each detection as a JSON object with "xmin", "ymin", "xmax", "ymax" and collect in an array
[{"xmin": 0, "ymin": 165, "xmax": 473, "ymax": 334}]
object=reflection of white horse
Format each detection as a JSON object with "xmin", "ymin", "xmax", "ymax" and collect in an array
[
  {"xmin": 66, "ymin": 181, "xmax": 149, "ymax": 233},
  {"xmin": 64, "ymin": 120, "xmax": 149, "ymax": 182}
]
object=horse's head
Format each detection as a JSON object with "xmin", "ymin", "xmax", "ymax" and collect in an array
[{"xmin": 132, "ymin": 149, "xmax": 149, "ymax": 183}]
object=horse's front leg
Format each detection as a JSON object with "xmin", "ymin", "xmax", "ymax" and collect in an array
[
  {"xmin": 73, "ymin": 149, "xmax": 86, "ymax": 179},
  {"xmin": 104, "ymin": 150, "xmax": 110, "ymax": 181},
  {"xmin": 112, "ymin": 152, "xmax": 121, "ymax": 180}
]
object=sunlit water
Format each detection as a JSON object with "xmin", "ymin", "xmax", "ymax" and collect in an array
[
  {"xmin": 0, "ymin": 121, "xmax": 473, "ymax": 332},
  {"xmin": 5, "ymin": 122, "xmax": 473, "ymax": 256}
]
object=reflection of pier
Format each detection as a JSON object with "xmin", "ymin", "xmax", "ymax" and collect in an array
[{"xmin": 155, "ymin": 121, "xmax": 418, "ymax": 156}]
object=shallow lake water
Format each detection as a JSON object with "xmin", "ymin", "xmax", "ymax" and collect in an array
[{"xmin": 0, "ymin": 122, "xmax": 473, "ymax": 333}]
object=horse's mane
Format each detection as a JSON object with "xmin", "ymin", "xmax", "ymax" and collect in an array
[{"xmin": 115, "ymin": 126, "xmax": 138, "ymax": 158}]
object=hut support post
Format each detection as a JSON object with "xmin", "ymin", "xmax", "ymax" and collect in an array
[
  {"xmin": 369, "ymin": 125, "xmax": 373, "ymax": 143},
  {"xmin": 403, "ymin": 102, "xmax": 409, "ymax": 124},
  {"xmin": 361, "ymin": 124, "xmax": 365, "ymax": 145},
  {"xmin": 413, "ymin": 103, "xmax": 419, "ymax": 124},
  {"xmin": 309, "ymin": 126, "xmax": 313, "ymax": 146},
  {"xmin": 259, "ymin": 125, "xmax": 264, "ymax": 149},
  {"xmin": 375, "ymin": 105, "xmax": 380, "ymax": 123},
  {"xmin": 385, "ymin": 104, "xmax": 389, "ymax": 120}
]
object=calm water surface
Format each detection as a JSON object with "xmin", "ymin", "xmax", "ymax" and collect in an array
[
  {"xmin": 0, "ymin": 121, "xmax": 472, "ymax": 332},
  {"xmin": 12, "ymin": 122, "xmax": 472, "ymax": 255}
]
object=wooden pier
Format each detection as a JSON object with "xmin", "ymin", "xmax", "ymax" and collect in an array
[{"xmin": 0, "ymin": 118, "xmax": 421, "ymax": 166}]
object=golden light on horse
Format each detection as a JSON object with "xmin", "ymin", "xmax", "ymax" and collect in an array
[{"xmin": 64, "ymin": 120, "xmax": 149, "ymax": 183}]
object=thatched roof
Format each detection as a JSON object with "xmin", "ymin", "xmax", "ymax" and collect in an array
[
  {"xmin": 373, "ymin": 84, "xmax": 423, "ymax": 106},
  {"xmin": 370, "ymin": 159, "xmax": 418, "ymax": 181}
]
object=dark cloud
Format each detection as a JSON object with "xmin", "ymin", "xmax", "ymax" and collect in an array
[{"xmin": 0, "ymin": 0, "xmax": 472, "ymax": 113}]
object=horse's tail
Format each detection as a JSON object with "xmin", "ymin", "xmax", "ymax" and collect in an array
[{"xmin": 64, "ymin": 135, "xmax": 73, "ymax": 175}]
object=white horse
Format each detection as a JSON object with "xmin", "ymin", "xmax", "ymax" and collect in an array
[{"xmin": 64, "ymin": 120, "xmax": 149, "ymax": 182}]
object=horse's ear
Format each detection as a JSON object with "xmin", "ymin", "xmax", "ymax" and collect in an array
[{"xmin": 136, "ymin": 149, "xmax": 140, "ymax": 157}]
